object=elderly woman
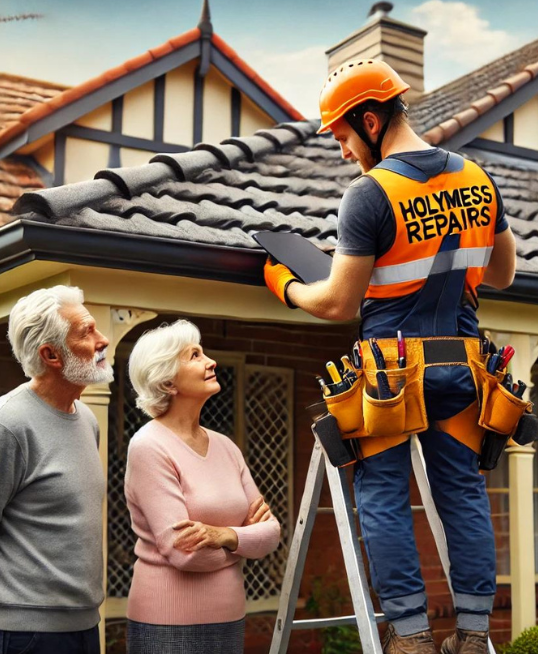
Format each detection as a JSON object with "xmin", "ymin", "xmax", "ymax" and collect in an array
[{"xmin": 124, "ymin": 319, "xmax": 280, "ymax": 654}]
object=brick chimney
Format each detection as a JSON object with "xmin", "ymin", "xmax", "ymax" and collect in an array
[{"xmin": 325, "ymin": 2, "xmax": 426, "ymax": 103}]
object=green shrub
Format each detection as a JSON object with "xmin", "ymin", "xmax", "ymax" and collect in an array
[
  {"xmin": 306, "ymin": 575, "xmax": 362, "ymax": 654},
  {"xmin": 501, "ymin": 626, "xmax": 538, "ymax": 654}
]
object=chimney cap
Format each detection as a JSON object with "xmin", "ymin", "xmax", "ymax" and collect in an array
[{"xmin": 368, "ymin": 2, "xmax": 393, "ymax": 18}]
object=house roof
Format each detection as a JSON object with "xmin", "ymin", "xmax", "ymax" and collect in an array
[
  {"xmin": 7, "ymin": 120, "xmax": 538, "ymax": 302},
  {"xmin": 0, "ymin": 27, "xmax": 303, "ymax": 157},
  {"xmin": 0, "ymin": 157, "xmax": 45, "ymax": 225},
  {"xmin": 0, "ymin": 73, "xmax": 68, "ymax": 133},
  {"xmin": 410, "ymin": 39, "xmax": 538, "ymax": 143}
]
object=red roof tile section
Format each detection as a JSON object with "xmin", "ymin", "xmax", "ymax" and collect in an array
[
  {"xmin": 0, "ymin": 28, "xmax": 201, "ymax": 150},
  {"xmin": 0, "ymin": 74, "xmax": 68, "ymax": 132},
  {"xmin": 211, "ymin": 34, "xmax": 304, "ymax": 122},
  {"xmin": 0, "ymin": 157, "xmax": 45, "ymax": 225},
  {"xmin": 0, "ymin": 27, "xmax": 303, "ymax": 152},
  {"xmin": 422, "ymin": 62, "xmax": 538, "ymax": 146}
]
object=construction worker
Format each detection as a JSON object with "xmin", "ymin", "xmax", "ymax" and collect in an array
[{"xmin": 264, "ymin": 60, "xmax": 517, "ymax": 654}]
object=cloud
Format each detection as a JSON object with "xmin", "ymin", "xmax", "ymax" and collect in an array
[
  {"xmin": 245, "ymin": 45, "xmax": 329, "ymax": 119},
  {"xmin": 408, "ymin": 1, "xmax": 522, "ymax": 90}
]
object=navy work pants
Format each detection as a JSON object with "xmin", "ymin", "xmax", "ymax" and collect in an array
[
  {"xmin": 354, "ymin": 368, "xmax": 496, "ymax": 625},
  {"xmin": 0, "ymin": 627, "xmax": 100, "ymax": 654}
]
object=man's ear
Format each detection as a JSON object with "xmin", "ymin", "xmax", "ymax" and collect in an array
[
  {"xmin": 38, "ymin": 344, "xmax": 63, "ymax": 369},
  {"xmin": 362, "ymin": 111, "xmax": 381, "ymax": 139}
]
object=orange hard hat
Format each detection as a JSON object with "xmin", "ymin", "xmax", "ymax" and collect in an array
[{"xmin": 318, "ymin": 59, "xmax": 410, "ymax": 134}]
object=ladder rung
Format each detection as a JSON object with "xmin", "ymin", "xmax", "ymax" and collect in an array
[
  {"xmin": 317, "ymin": 506, "xmax": 425, "ymax": 514},
  {"xmin": 292, "ymin": 613, "xmax": 386, "ymax": 630}
]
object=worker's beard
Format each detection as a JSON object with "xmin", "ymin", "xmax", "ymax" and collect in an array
[
  {"xmin": 356, "ymin": 143, "xmax": 377, "ymax": 174},
  {"xmin": 61, "ymin": 347, "xmax": 114, "ymax": 385}
]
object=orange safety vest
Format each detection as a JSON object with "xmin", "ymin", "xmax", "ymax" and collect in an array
[{"xmin": 363, "ymin": 156, "xmax": 498, "ymax": 299}]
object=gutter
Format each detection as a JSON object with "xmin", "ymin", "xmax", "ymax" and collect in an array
[
  {"xmin": 477, "ymin": 273, "xmax": 538, "ymax": 304},
  {"xmin": 0, "ymin": 221, "xmax": 537, "ymax": 304},
  {"xmin": 0, "ymin": 220, "xmax": 266, "ymax": 287}
]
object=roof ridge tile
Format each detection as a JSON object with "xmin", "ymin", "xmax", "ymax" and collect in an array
[
  {"xmin": 193, "ymin": 142, "xmax": 246, "ymax": 169},
  {"xmin": 255, "ymin": 127, "xmax": 300, "ymax": 150},
  {"xmin": 150, "ymin": 150, "xmax": 221, "ymax": 181},
  {"xmin": 276, "ymin": 121, "xmax": 317, "ymax": 142},
  {"xmin": 13, "ymin": 178, "xmax": 117, "ymax": 219},
  {"xmin": 220, "ymin": 135, "xmax": 277, "ymax": 162},
  {"xmin": 94, "ymin": 162, "xmax": 175, "ymax": 199}
]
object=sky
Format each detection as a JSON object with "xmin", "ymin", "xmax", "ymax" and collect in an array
[{"xmin": 1, "ymin": 0, "xmax": 537, "ymax": 118}]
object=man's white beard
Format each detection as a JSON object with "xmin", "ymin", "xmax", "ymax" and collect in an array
[{"xmin": 62, "ymin": 347, "xmax": 114, "ymax": 385}]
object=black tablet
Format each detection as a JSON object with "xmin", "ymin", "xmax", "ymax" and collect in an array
[{"xmin": 253, "ymin": 231, "xmax": 333, "ymax": 284}]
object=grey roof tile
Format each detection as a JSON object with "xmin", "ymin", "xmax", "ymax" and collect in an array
[
  {"xmin": 255, "ymin": 127, "xmax": 301, "ymax": 149},
  {"xmin": 14, "ymin": 178, "xmax": 118, "ymax": 218},
  {"xmin": 192, "ymin": 143, "xmax": 248, "ymax": 169},
  {"xmin": 95, "ymin": 162, "xmax": 174, "ymax": 198},
  {"xmin": 57, "ymin": 207, "xmax": 257, "ymax": 247},
  {"xmin": 150, "ymin": 150, "xmax": 221, "ymax": 181},
  {"xmin": 221, "ymin": 135, "xmax": 277, "ymax": 162}
]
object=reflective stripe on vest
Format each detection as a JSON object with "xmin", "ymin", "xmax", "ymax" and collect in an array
[
  {"xmin": 370, "ymin": 245, "xmax": 493, "ymax": 286},
  {"xmin": 364, "ymin": 157, "xmax": 497, "ymax": 299}
]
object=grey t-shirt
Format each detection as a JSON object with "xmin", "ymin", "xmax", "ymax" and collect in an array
[{"xmin": 0, "ymin": 384, "xmax": 105, "ymax": 632}]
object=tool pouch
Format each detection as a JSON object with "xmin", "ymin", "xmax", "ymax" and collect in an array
[
  {"xmin": 362, "ymin": 386, "xmax": 406, "ymax": 437},
  {"xmin": 312, "ymin": 412, "xmax": 359, "ymax": 468},
  {"xmin": 362, "ymin": 363, "xmax": 427, "ymax": 436},
  {"xmin": 479, "ymin": 430, "xmax": 511, "ymax": 471},
  {"xmin": 324, "ymin": 374, "xmax": 365, "ymax": 438},
  {"xmin": 471, "ymin": 359, "xmax": 531, "ymax": 436}
]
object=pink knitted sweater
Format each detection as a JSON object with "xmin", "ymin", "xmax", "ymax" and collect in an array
[{"xmin": 124, "ymin": 421, "xmax": 281, "ymax": 625}]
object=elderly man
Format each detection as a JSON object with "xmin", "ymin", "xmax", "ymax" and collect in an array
[{"xmin": 0, "ymin": 285, "xmax": 113, "ymax": 654}]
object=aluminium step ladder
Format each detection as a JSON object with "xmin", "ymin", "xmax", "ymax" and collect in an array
[{"xmin": 269, "ymin": 428, "xmax": 496, "ymax": 654}]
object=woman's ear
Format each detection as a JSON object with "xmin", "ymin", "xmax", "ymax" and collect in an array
[{"xmin": 164, "ymin": 381, "xmax": 178, "ymax": 395}]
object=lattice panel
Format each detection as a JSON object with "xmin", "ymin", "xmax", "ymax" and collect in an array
[
  {"xmin": 107, "ymin": 363, "xmax": 148, "ymax": 597},
  {"xmin": 200, "ymin": 366, "xmax": 236, "ymax": 436},
  {"xmin": 243, "ymin": 367, "xmax": 293, "ymax": 602}
]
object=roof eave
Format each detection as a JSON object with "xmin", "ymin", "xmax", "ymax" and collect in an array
[
  {"xmin": 1, "ymin": 221, "xmax": 537, "ymax": 304},
  {"xmin": 0, "ymin": 220, "xmax": 265, "ymax": 286}
]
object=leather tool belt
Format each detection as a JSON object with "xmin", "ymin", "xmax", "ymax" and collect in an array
[{"xmin": 324, "ymin": 337, "xmax": 531, "ymax": 441}]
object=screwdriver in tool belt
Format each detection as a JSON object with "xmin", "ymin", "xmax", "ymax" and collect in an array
[
  {"xmin": 326, "ymin": 361, "xmax": 341, "ymax": 383},
  {"xmin": 352, "ymin": 343, "xmax": 363, "ymax": 369},
  {"xmin": 340, "ymin": 356, "xmax": 358, "ymax": 385},
  {"xmin": 326, "ymin": 361, "xmax": 351, "ymax": 395},
  {"xmin": 316, "ymin": 375, "xmax": 330, "ymax": 397}
]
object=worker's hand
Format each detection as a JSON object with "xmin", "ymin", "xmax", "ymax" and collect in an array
[
  {"xmin": 264, "ymin": 258, "xmax": 301, "ymax": 309},
  {"xmin": 172, "ymin": 520, "xmax": 238, "ymax": 552},
  {"xmin": 243, "ymin": 496, "xmax": 272, "ymax": 526}
]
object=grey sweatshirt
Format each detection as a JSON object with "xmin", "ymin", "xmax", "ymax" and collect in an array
[{"xmin": 0, "ymin": 384, "xmax": 104, "ymax": 631}]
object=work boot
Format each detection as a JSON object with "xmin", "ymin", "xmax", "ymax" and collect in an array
[
  {"xmin": 441, "ymin": 628, "xmax": 488, "ymax": 654},
  {"xmin": 382, "ymin": 623, "xmax": 437, "ymax": 653}
]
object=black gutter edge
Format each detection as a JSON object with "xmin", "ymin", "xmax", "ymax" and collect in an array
[
  {"xmin": 1, "ymin": 221, "xmax": 537, "ymax": 303},
  {"xmin": 478, "ymin": 272, "xmax": 538, "ymax": 305},
  {"xmin": 0, "ymin": 221, "xmax": 266, "ymax": 286}
]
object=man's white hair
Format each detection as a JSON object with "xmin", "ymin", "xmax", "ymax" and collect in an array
[
  {"xmin": 8, "ymin": 285, "xmax": 84, "ymax": 378},
  {"xmin": 129, "ymin": 319, "xmax": 201, "ymax": 418}
]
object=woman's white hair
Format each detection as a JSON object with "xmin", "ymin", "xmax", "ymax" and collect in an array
[
  {"xmin": 128, "ymin": 319, "xmax": 201, "ymax": 418},
  {"xmin": 8, "ymin": 285, "xmax": 84, "ymax": 378}
]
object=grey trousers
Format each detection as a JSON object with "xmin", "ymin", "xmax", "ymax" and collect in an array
[{"xmin": 127, "ymin": 618, "xmax": 245, "ymax": 654}]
